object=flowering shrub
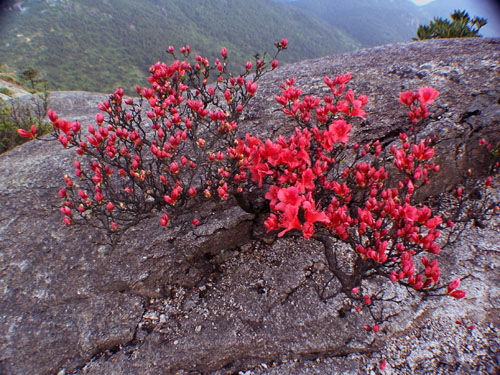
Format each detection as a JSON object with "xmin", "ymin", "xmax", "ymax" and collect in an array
[
  {"xmin": 20, "ymin": 42, "xmax": 499, "ymax": 327},
  {"xmin": 23, "ymin": 41, "xmax": 286, "ymax": 239},
  {"xmin": 232, "ymin": 75, "xmax": 497, "ymax": 322},
  {"xmin": 240, "ymin": 82, "xmax": 445, "ymax": 285}
]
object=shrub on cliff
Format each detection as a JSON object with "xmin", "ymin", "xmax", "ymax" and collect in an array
[
  {"xmin": 414, "ymin": 10, "xmax": 487, "ymax": 40},
  {"xmin": 0, "ymin": 94, "xmax": 50, "ymax": 154},
  {"xmin": 20, "ymin": 42, "xmax": 499, "ymax": 333}
]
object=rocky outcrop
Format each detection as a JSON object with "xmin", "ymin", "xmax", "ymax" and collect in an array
[
  {"xmin": 0, "ymin": 38, "xmax": 499, "ymax": 375},
  {"xmin": 0, "ymin": 79, "xmax": 31, "ymax": 100}
]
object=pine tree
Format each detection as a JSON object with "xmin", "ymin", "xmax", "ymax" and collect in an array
[{"xmin": 414, "ymin": 10, "xmax": 487, "ymax": 40}]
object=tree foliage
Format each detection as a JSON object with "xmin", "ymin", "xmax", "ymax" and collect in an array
[
  {"xmin": 19, "ymin": 67, "xmax": 46, "ymax": 93},
  {"xmin": 0, "ymin": 0, "xmax": 358, "ymax": 95},
  {"xmin": 414, "ymin": 10, "xmax": 487, "ymax": 40}
]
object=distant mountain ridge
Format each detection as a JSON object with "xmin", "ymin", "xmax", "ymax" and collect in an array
[
  {"xmin": 289, "ymin": 0, "xmax": 424, "ymax": 48},
  {"xmin": 0, "ymin": 0, "xmax": 361, "ymax": 94},
  {"xmin": 0, "ymin": 0, "xmax": 495, "ymax": 94}
]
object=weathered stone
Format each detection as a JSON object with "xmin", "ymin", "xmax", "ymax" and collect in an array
[
  {"xmin": 241, "ymin": 37, "xmax": 500, "ymax": 192},
  {"xmin": 0, "ymin": 78, "xmax": 31, "ymax": 100},
  {"xmin": 0, "ymin": 38, "xmax": 499, "ymax": 375}
]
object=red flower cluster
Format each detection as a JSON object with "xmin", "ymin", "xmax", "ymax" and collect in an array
[
  {"xmin": 25, "ymin": 42, "xmax": 498, "ymax": 329},
  {"xmin": 233, "ymin": 75, "xmax": 452, "ymax": 294},
  {"xmin": 398, "ymin": 87, "xmax": 439, "ymax": 123},
  {"xmin": 47, "ymin": 42, "xmax": 286, "ymax": 235},
  {"xmin": 17, "ymin": 124, "xmax": 37, "ymax": 139}
]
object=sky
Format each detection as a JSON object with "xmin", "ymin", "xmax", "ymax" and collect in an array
[{"xmin": 410, "ymin": 0, "xmax": 436, "ymax": 5}]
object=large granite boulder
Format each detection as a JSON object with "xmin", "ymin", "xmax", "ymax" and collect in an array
[{"xmin": 0, "ymin": 38, "xmax": 499, "ymax": 375}]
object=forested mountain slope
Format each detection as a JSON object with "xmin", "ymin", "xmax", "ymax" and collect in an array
[
  {"xmin": 0, "ymin": 0, "xmax": 359, "ymax": 93},
  {"xmin": 1, "ymin": 0, "xmax": 495, "ymax": 94}
]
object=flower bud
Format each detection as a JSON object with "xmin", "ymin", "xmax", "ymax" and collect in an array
[
  {"xmin": 96, "ymin": 113, "xmax": 104, "ymax": 124},
  {"xmin": 17, "ymin": 128, "xmax": 34, "ymax": 138},
  {"xmin": 169, "ymin": 162, "xmax": 179, "ymax": 174},
  {"xmin": 204, "ymin": 189, "xmax": 212, "ymax": 198},
  {"xmin": 390, "ymin": 271, "xmax": 398, "ymax": 282},
  {"xmin": 485, "ymin": 176, "xmax": 492, "ymax": 187},
  {"xmin": 58, "ymin": 188, "xmax": 67, "ymax": 198},
  {"xmin": 160, "ymin": 213, "xmax": 169, "ymax": 227},
  {"xmin": 449, "ymin": 289, "xmax": 466, "ymax": 299},
  {"xmin": 48, "ymin": 108, "xmax": 58, "ymax": 122},
  {"xmin": 447, "ymin": 277, "xmax": 460, "ymax": 293}
]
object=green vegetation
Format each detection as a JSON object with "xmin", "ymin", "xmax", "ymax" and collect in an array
[
  {"xmin": 0, "ymin": 66, "xmax": 24, "ymax": 87},
  {"xmin": 0, "ymin": 0, "xmax": 360, "ymax": 94},
  {"xmin": 0, "ymin": 96, "xmax": 51, "ymax": 154},
  {"xmin": 0, "ymin": 87, "xmax": 11, "ymax": 96},
  {"xmin": 0, "ymin": 68, "xmax": 51, "ymax": 154},
  {"xmin": 1, "ymin": 1, "xmax": 485, "ymax": 95},
  {"xmin": 19, "ymin": 67, "xmax": 46, "ymax": 92},
  {"xmin": 414, "ymin": 10, "xmax": 487, "ymax": 40}
]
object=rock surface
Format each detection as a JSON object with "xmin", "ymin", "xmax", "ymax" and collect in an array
[
  {"xmin": 0, "ymin": 78, "xmax": 31, "ymax": 100},
  {"xmin": 0, "ymin": 38, "xmax": 499, "ymax": 375}
]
